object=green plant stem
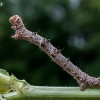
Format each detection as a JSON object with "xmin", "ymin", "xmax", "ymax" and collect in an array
[
  {"xmin": 3, "ymin": 86, "xmax": 100, "ymax": 100},
  {"xmin": 0, "ymin": 69, "xmax": 100, "ymax": 100}
]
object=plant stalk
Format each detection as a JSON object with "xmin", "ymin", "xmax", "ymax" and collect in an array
[
  {"xmin": 0, "ymin": 69, "xmax": 100, "ymax": 100},
  {"xmin": 3, "ymin": 86, "xmax": 100, "ymax": 100}
]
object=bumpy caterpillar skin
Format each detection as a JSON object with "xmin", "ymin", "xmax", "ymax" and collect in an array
[{"xmin": 9, "ymin": 15, "xmax": 100, "ymax": 91}]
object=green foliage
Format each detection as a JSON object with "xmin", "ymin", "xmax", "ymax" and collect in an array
[
  {"xmin": 0, "ymin": 69, "xmax": 26, "ymax": 94},
  {"xmin": 0, "ymin": 0, "xmax": 100, "ymax": 87}
]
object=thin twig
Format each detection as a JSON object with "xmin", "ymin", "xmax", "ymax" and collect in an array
[{"xmin": 9, "ymin": 15, "xmax": 100, "ymax": 91}]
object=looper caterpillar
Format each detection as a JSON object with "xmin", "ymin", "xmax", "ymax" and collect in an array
[{"xmin": 9, "ymin": 15, "xmax": 100, "ymax": 91}]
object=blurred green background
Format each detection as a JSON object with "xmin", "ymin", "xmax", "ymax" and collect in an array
[{"xmin": 0, "ymin": 0, "xmax": 100, "ymax": 87}]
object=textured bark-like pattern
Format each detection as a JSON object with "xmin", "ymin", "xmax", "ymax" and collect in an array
[{"xmin": 9, "ymin": 15, "xmax": 100, "ymax": 91}]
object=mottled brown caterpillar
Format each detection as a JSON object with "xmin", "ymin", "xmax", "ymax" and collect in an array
[{"xmin": 9, "ymin": 15, "xmax": 100, "ymax": 91}]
